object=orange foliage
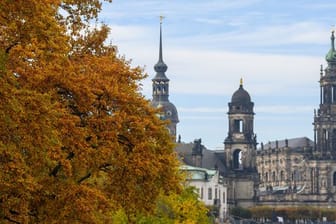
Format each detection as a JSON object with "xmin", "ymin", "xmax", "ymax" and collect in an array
[{"xmin": 0, "ymin": 0, "xmax": 181, "ymax": 223}]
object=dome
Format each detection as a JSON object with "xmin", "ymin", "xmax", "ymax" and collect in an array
[
  {"xmin": 152, "ymin": 100, "xmax": 179, "ymax": 123},
  {"xmin": 231, "ymin": 84, "xmax": 251, "ymax": 104},
  {"xmin": 326, "ymin": 48, "xmax": 336, "ymax": 62},
  {"xmin": 154, "ymin": 61, "xmax": 168, "ymax": 73}
]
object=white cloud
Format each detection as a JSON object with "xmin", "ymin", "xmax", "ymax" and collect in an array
[
  {"xmin": 300, "ymin": 2, "xmax": 336, "ymax": 10},
  {"xmin": 174, "ymin": 22, "xmax": 328, "ymax": 49},
  {"xmin": 105, "ymin": 21, "xmax": 327, "ymax": 98},
  {"xmin": 178, "ymin": 105, "xmax": 314, "ymax": 115},
  {"xmin": 102, "ymin": 0, "xmax": 264, "ymax": 20},
  {"xmin": 181, "ymin": 116, "xmax": 225, "ymax": 120},
  {"xmin": 125, "ymin": 44, "xmax": 321, "ymax": 97},
  {"xmin": 194, "ymin": 18, "xmax": 223, "ymax": 25},
  {"xmin": 109, "ymin": 25, "xmax": 154, "ymax": 43},
  {"xmin": 100, "ymin": 0, "xmax": 336, "ymax": 149},
  {"xmin": 165, "ymin": 49, "xmax": 320, "ymax": 96},
  {"xmin": 179, "ymin": 107, "xmax": 226, "ymax": 113},
  {"xmin": 255, "ymin": 105, "xmax": 315, "ymax": 114}
]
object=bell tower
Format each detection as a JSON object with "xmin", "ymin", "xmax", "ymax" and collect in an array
[
  {"xmin": 224, "ymin": 79, "xmax": 257, "ymax": 171},
  {"xmin": 314, "ymin": 30, "xmax": 336, "ymax": 158},
  {"xmin": 151, "ymin": 17, "xmax": 179, "ymax": 139},
  {"xmin": 224, "ymin": 79, "xmax": 258, "ymax": 208}
]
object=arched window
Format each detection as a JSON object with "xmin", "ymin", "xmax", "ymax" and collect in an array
[
  {"xmin": 272, "ymin": 171, "xmax": 276, "ymax": 182},
  {"xmin": 293, "ymin": 170, "xmax": 300, "ymax": 181},
  {"xmin": 332, "ymin": 129, "xmax": 336, "ymax": 150},
  {"xmin": 265, "ymin": 172, "xmax": 268, "ymax": 182},
  {"xmin": 280, "ymin": 170, "xmax": 284, "ymax": 182}
]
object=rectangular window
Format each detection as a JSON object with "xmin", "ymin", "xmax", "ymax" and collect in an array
[
  {"xmin": 223, "ymin": 191, "xmax": 226, "ymax": 203},
  {"xmin": 215, "ymin": 188, "xmax": 218, "ymax": 199},
  {"xmin": 234, "ymin": 119, "xmax": 243, "ymax": 132},
  {"xmin": 208, "ymin": 188, "xmax": 212, "ymax": 200}
]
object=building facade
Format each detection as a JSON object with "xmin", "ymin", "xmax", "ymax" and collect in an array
[
  {"xmin": 256, "ymin": 32, "xmax": 336, "ymax": 208},
  {"xmin": 181, "ymin": 165, "xmax": 228, "ymax": 222}
]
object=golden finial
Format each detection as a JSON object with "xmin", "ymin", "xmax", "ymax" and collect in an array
[
  {"xmin": 160, "ymin": 15, "xmax": 165, "ymax": 24},
  {"xmin": 240, "ymin": 77, "xmax": 243, "ymax": 86}
]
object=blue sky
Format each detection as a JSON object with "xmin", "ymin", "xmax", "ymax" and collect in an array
[{"xmin": 101, "ymin": 0, "xmax": 336, "ymax": 149}]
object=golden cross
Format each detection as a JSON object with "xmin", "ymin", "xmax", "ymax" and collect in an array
[{"xmin": 160, "ymin": 15, "xmax": 165, "ymax": 24}]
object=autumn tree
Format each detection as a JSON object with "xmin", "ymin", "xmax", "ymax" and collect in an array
[
  {"xmin": 112, "ymin": 187, "xmax": 211, "ymax": 224},
  {"xmin": 0, "ymin": 0, "xmax": 182, "ymax": 223},
  {"xmin": 152, "ymin": 187, "xmax": 211, "ymax": 224}
]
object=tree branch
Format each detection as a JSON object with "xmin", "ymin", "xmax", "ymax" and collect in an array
[
  {"xmin": 49, "ymin": 162, "xmax": 61, "ymax": 177},
  {"xmin": 49, "ymin": 152, "xmax": 74, "ymax": 177},
  {"xmin": 117, "ymin": 134, "xmax": 134, "ymax": 153},
  {"xmin": 5, "ymin": 42, "xmax": 18, "ymax": 54},
  {"xmin": 77, "ymin": 172, "xmax": 91, "ymax": 184},
  {"xmin": 4, "ymin": 215, "xmax": 20, "ymax": 224}
]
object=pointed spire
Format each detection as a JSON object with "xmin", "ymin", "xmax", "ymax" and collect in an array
[
  {"xmin": 158, "ymin": 16, "xmax": 164, "ymax": 63},
  {"xmin": 240, "ymin": 77, "xmax": 243, "ymax": 87},
  {"xmin": 326, "ymin": 29, "xmax": 336, "ymax": 62},
  {"xmin": 154, "ymin": 16, "xmax": 168, "ymax": 75},
  {"xmin": 331, "ymin": 29, "xmax": 335, "ymax": 51}
]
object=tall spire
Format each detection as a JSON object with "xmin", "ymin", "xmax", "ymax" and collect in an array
[
  {"xmin": 152, "ymin": 16, "xmax": 170, "ymax": 102},
  {"xmin": 331, "ymin": 29, "xmax": 335, "ymax": 51},
  {"xmin": 158, "ymin": 16, "xmax": 164, "ymax": 63},
  {"xmin": 151, "ymin": 16, "xmax": 179, "ymax": 139},
  {"xmin": 154, "ymin": 16, "xmax": 168, "ymax": 75}
]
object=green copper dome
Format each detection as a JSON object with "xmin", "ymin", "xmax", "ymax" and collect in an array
[{"xmin": 326, "ymin": 31, "xmax": 336, "ymax": 62}]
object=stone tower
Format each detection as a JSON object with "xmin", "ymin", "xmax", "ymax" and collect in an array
[
  {"xmin": 224, "ymin": 79, "xmax": 257, "ymax": 170},
  {"xmin": 314, "ymin": 30, "xmax": 336, "ymax": 158},
  {"xmin": 151, "ymin": 19, "xmax": 179, "ymax": 139},
  {"xmin": 224, "ymin": 79, "xmax": 258, "ymax": 208}
]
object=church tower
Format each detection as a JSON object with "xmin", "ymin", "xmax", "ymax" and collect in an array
[
  {"xmin": 151, "ymin": 18, "xmax": 179, "ymax": 139},
  {"xmin": 224, "ymin": 79, "xmax": 257, "ymax": 171},
  {"xmin": 314, "ymin": 30, "xmax": 336, "ymax": 158},
  {"xmin": 224, "ymin": 79, "xmax": 258, "ymax": 208}
]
